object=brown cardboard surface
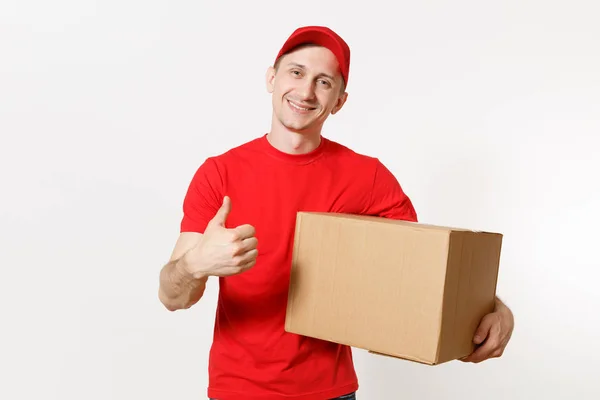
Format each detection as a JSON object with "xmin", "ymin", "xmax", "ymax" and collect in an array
[{"xmin": 284, "ymin": 212, "xmax": 502, "ymax": 365}]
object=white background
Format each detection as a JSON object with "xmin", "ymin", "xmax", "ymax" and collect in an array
[{"xmin": 1, "ymin": 1, "xmax": 599, "ymax": 399}]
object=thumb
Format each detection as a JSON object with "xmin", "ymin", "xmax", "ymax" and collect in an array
[
  {"xmin": 210, "ymin": 196, "xmax": 231, "ymax": 227},
  {"xmin": 473, "ymin": 314, "xmax": 494, "ymax": 345}
]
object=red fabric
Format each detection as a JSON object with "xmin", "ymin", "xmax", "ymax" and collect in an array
[
  {"xmin": 180, "ymin": 135, "xmax": 417, "ymax": 400},
  {"xmin": 275, "ymin": 26, "xmax": 351, "ymax": 85}
]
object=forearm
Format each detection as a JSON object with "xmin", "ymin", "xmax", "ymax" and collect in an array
[{"xmin": 158, "ymin": 257, "xmax": 208, "ymax": 311}]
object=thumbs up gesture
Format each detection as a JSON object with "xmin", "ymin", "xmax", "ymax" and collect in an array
[{"xmin": 184, "ymin": 196, "xmax": 258, "ymax": 278}]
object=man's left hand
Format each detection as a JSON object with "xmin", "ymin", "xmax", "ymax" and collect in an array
[{"xmin": 461, "ymin": 297, "xmax": 514, "ymax": 363}]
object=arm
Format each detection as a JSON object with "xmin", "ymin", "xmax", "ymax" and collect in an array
[
  {"xmin": 158, "ymin": 196, "xmax": 258, "ymax": 311},
  {"xmin": 158, "ymin": 157, "xmax": 219, "ymax": 312},
  {"xmin": 158, "ymin": 232, "xmax": 209, "ymax": 311},
  {"xmin": 365, "ymin": 159, "xmax": 418, "ymax": 222}
]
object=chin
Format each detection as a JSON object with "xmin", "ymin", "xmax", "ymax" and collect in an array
[
  {"xmin": 283, "ymin": 122, "xmax": 312, "ymax": 133},
  {"xmin": 277, "ymin": 115, "xmax": 312, "ymax": 132}
]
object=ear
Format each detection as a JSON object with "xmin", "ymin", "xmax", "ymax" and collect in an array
[
  {"xmin": 266, "ymin": 66, "xmax": 276, "ymax": 93},
  {"xmin": 331, "ymin": 91, "xmax": 348, "ymax": 115}
]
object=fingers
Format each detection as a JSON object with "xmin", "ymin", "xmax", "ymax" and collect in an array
[
  {"xmin": 461, "ymin": 341, "xmax": 495, "ymax": 363},
  {"xmin": 462, "ymin": 337, "xmax": 504, "ymax": 363},
  {"xmin": 237, "ymin": 252, "xmax": 258, "ymax": 271},
  {"xmin": 209, "ymin": 196, "xmax": 232, "ymax": 227},
  {"xmin": 231, "ymin": 237, "xmax": 258, "ymax": 256},
  {"xmin": 242, "ymin": 237, "xmax": 259, "ymax": 253},
  {"xmin": 234, "ymin": 249, "xmax": 258, "ymax": 267},
  {"xmin": 473, "ymin": 314, "xmax": 496, "ymax": 345},
  {"xmin": 233, "ymin": 224, "xmax": 256, "ymax": 240},
  {"xmin": 202, "ymin": 197, "xmax": 258, "ymax": 276},
  {"xmin": 461, "ymin": 315, "xmax": 503, "ymax": 363},
  {"xmin": 210, "ymin": 248, "xmax": 258, "ymax": 277}
]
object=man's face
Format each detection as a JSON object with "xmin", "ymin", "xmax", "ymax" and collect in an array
[{"xmin": 266, "ymin": 45, "xmax": 348, "ymax": 133}]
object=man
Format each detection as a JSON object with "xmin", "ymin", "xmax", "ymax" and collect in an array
[{"xmin": 158, "ymin": 26, "xmax": 514, "ymax": 400}]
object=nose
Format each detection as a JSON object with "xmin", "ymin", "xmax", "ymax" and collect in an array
[{"xmin": 297, "ymin": 79, "xmax": 316, "ymax": 102}]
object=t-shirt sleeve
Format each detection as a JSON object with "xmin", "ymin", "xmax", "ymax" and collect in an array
[
  {"xmin": 180, "ymin": 157, "xmax": 224, "ymax": 233},
  {"xmin": 366, "ymin": 159, "xmax": 418, "ymax": 222}
]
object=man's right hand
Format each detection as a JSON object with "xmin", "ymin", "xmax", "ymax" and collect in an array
[{"xmin": 183, "ymin": 196, "xmax": 258, "ymax": 279}]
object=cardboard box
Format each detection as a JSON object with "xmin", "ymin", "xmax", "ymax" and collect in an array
[{"xmin": 285, "ymin": 212, "xmax": 502, "ymax": 365}]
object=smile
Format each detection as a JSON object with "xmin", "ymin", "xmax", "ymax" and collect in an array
[{"xmin": 287, "ymin": 99, "xmax": 316, "ymax": 113}]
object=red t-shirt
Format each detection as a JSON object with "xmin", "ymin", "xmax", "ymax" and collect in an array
[{"xmin": 180, "ymin": 134, "xmax": 417, "ymax": 400}]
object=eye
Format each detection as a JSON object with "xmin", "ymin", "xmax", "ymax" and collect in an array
[
  {"xmin": 318, "ymin": 79, "xmax": 331, "ymax": 87},
  {"xmin": 290, "ymin": 70, "xmax": 301, "ymax": 76}
]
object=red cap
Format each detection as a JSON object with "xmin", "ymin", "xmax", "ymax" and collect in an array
[{"xmin": 275, "ymin": 26, "xmax": 351, "ymax": 86}]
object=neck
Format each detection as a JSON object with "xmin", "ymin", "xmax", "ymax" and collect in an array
[{"xmin": 267, "ymin": 118, "xmax": 322, "ymax": 155}]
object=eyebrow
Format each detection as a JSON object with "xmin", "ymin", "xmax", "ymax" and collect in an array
[{"xmin": 287, "ymin": 62, "xmax": 336, "ymax": 81}]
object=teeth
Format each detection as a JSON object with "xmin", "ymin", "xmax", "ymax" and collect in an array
[{"xmin": 289, "ymin": 100, "xmax": 310, "ymax": 111}]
